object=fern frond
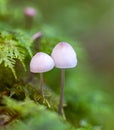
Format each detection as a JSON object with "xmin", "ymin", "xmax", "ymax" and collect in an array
[
  {"xmin": 13, "ymin": 30, "xmax": 33, "ymax": 57},
  {"xmin": 0, "ymin": 30, "xmax": 32, "ymax": 79}
]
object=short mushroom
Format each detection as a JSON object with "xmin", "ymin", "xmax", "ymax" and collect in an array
[
  {"xmin": 32, "ymin": 32, "xmax": 43, "ymax": 41},
  {"xmin": 51, "ymin": 42, "xmax": 77, "ymax": 115},
  {"xmin": 30, "ymin": 52, "xmax": 55, "ymax": 96}
]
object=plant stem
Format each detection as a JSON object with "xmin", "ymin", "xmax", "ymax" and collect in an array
[
  {"xmin": 40, "ymin": 73, "xmax": 44, "ymax": 96},
  {"xmin": 58, "ymin": 69, "xmax": 65, "ymax": 115}
]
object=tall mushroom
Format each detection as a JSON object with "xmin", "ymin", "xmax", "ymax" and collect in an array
[
  {"xmin": 51, "ymin": 42, "xmax": 77, "ymax": 115},
  {"xmin": 24, "ymin": 7, "xmax": 37, "ymax": 29},
  {"xmin": 30, "ymin": 52, "xmax": 55, "ymax": 96}
]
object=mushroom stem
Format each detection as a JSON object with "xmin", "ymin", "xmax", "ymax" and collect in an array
[
  {"xmin": 25, "ymin": 16, "xmax": 33, "ymax": 29},
  {"xmin": 40, "ymin": 73, "xmax": 44, "ymax": 96},
  {"xmin": 24, "ymin": 7, "xmax": 36, "ymax": 29},
  {"xmin": 58, "ymin": 69, "xmax": 65, "ymax": 115}
]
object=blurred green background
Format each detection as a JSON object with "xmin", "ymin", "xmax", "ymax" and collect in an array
[
  {"xmin": 32, "ymin": 0, "xmax": 114, "ymax": 99},
  {"xmin": 0, "ymin": 0, "xmax": 114, "ymax": 129}
]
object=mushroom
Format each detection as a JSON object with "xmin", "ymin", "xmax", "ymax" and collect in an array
[
  {"xmin": 30, "ymin": 52, "xmax": 55, "ymax": 96},
  {"xmin": 51, "ymin": 42, "xmax": 77, "ymax": 115},
  {"xmin": 24, "ymin": 7, "xmax": 37, "ymax": 29},
  {"xmin": 32, "ymin": 32, "xmax": 43, "ymax": 41},
  {"xmin": 24, "ymin": 7, "xmax": 37, "ymax": 17}
]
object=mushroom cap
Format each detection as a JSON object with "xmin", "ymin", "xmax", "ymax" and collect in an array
[
  {"xmin": 51, "ymin": 42, "xmax": 77, "ymax": 68},
  {"xmin": 24, "ymin": 7, "xmax": 37, "ymax": 17},
  {"xmin": 32, "ymin": 32, "xmax": 43, "ymax": 41},
  {"xmin": 30, "ymin": 52, "xmax": 55, "ymax": 73}
]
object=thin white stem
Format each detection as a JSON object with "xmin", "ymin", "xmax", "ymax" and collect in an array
[
  {"xmin": 40, "ymin": 73, "xmax": 44, "ymax": 96},
  {"xmin": 58, "ymin": 69, "xmax": 65, "ymax": 115}
]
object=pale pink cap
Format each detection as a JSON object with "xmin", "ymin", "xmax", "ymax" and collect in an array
[
  {"xmin": 32, "ymin": 32, "xmax": 43, "ymax": 41},
  {"xmin": 30, "ymin": 52, "xmax": 55, "ymax": 73},
  {"xmin": 24, "ymin": 7, "xmax": 37, "ymax": 17},
  {"xmin": 51, "ymin": 42, "xmax": 77, "ymax": 68}
]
